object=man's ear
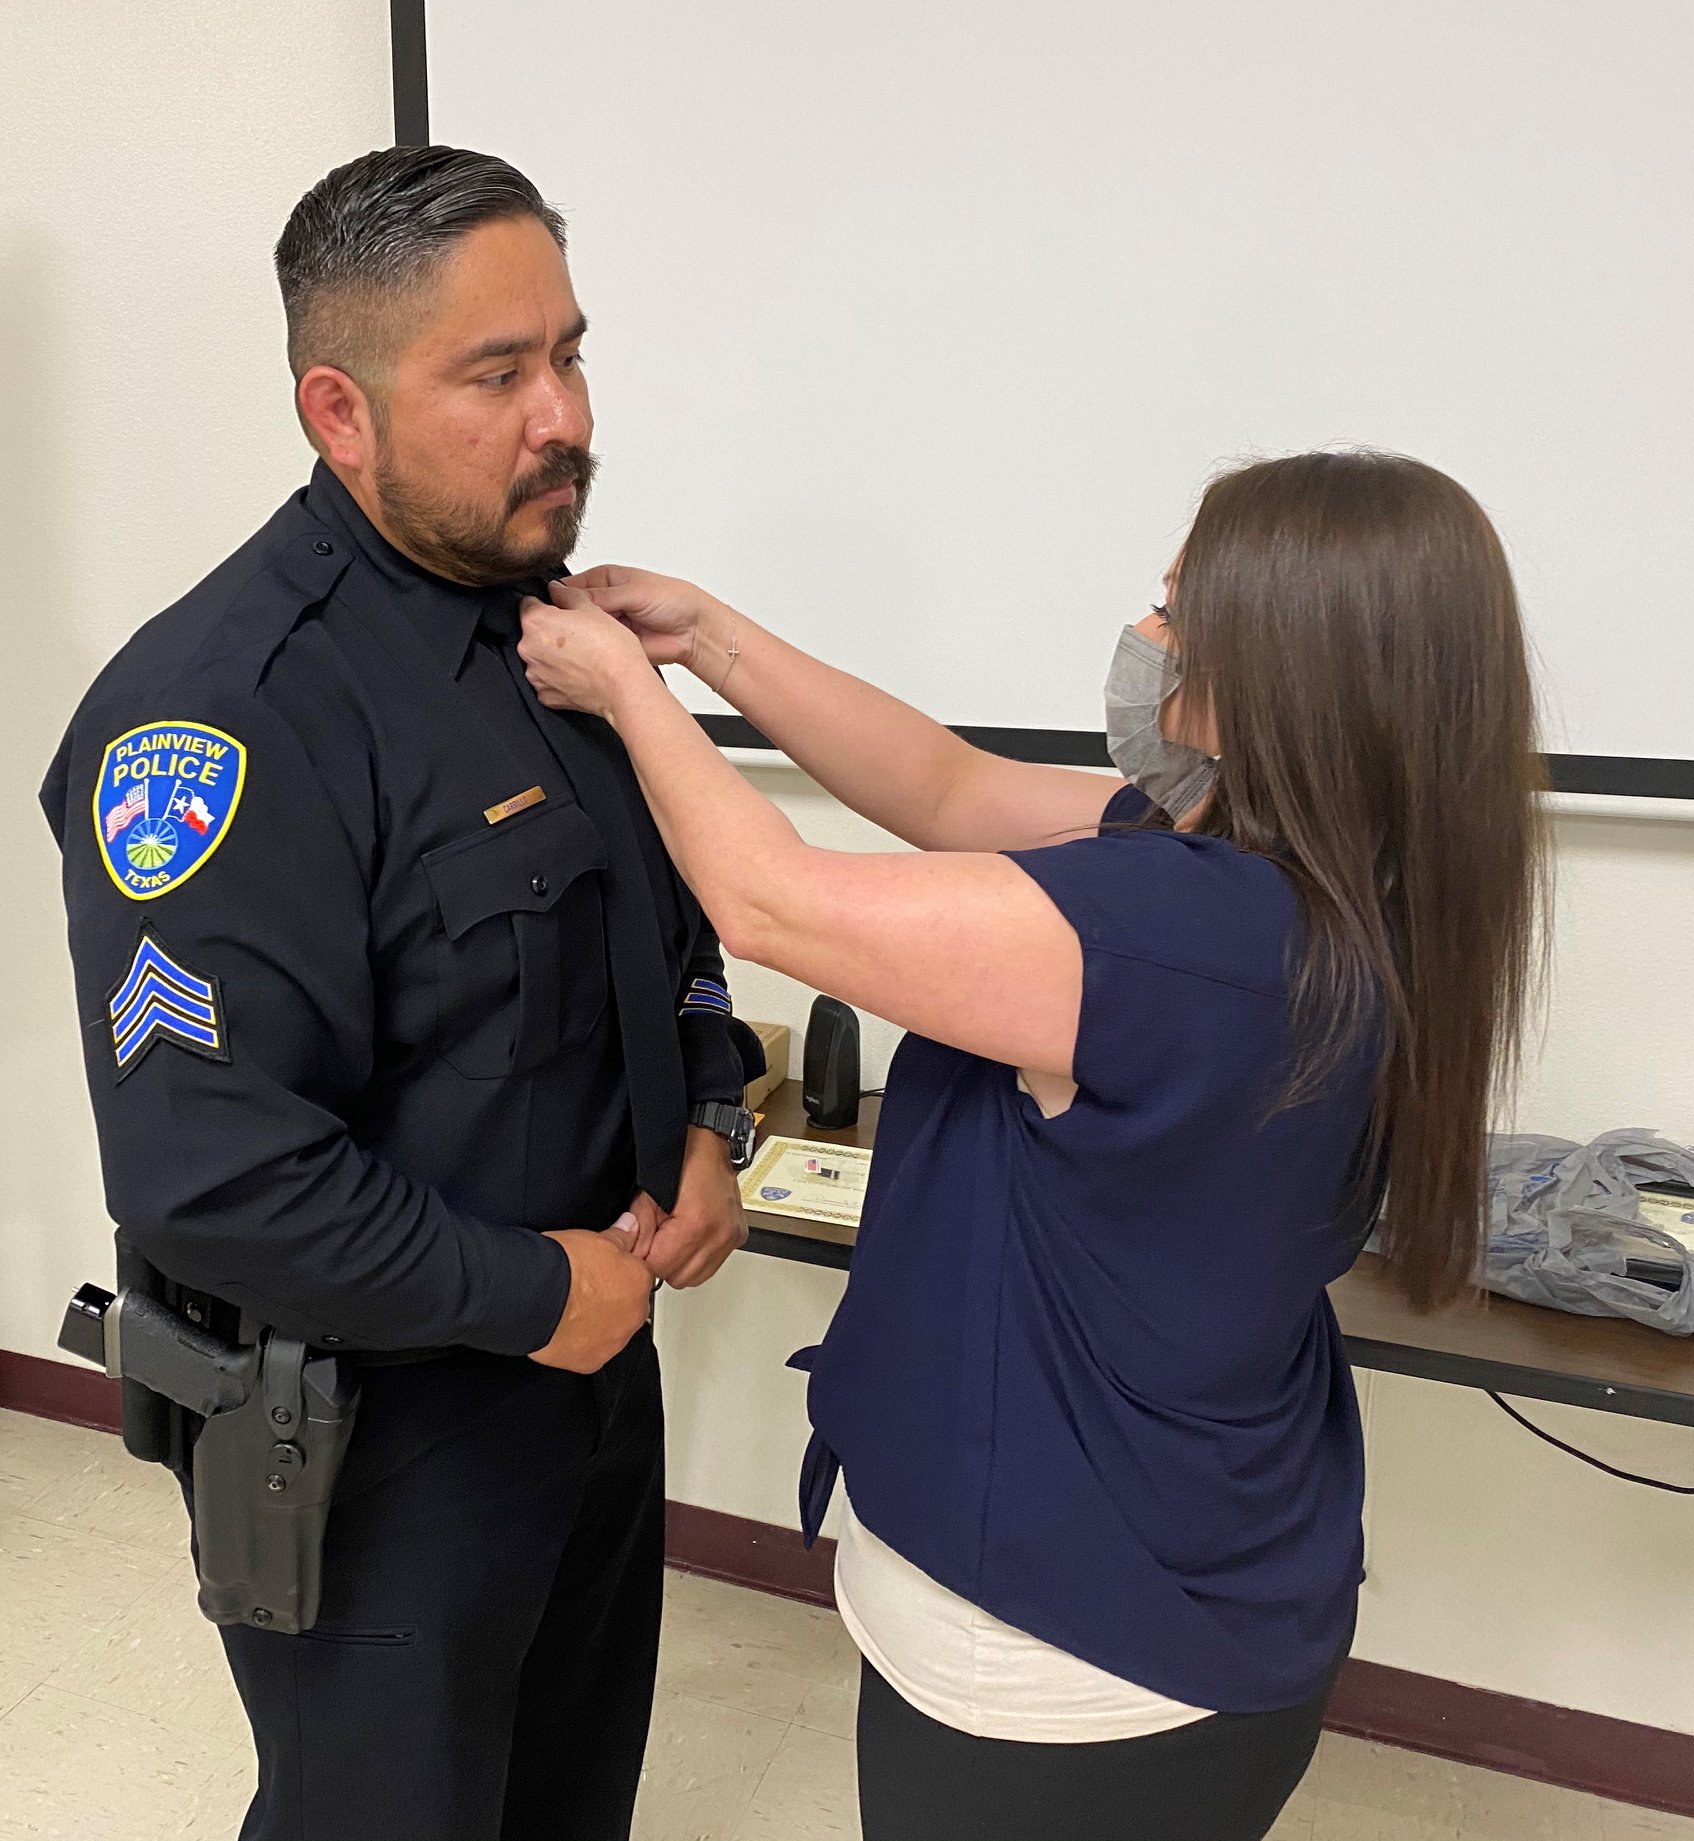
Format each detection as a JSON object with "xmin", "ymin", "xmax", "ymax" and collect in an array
[{"xmin": 297, "ymin": 365, "xmax": 376, "ymax": 470}]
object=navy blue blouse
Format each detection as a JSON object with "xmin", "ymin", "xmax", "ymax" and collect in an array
[{"xmin": 799, "ymin": 785, "xmax": 1379, "ymax": 1714}]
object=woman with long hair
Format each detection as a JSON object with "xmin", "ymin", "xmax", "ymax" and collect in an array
[{"xmin": 517, "ymin": 450, "xmax": 1547, "ymax": 1841}]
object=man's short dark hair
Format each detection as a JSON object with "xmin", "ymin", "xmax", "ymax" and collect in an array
[{"xmin": 276, "ymin": 145, "xmax": 567, "ymax": 393}]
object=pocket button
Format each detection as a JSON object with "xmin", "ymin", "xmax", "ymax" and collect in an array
[{"xmin": 531, "ymin": 874, "xmax": 549, "ymax": 897}]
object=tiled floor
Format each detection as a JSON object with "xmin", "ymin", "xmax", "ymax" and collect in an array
[{"xmin": 1, "ymin": 1406, "xmax": 1689, "ymax": 1840}]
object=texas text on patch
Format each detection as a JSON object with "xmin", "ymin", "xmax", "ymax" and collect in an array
[
  {"xmin": 107, "ymin": 930, "xmax": 229, "ymax": 1079},
  {"xmin": 679, "ymin": 976, "xmax": 733, "ymax": 1018},
  {"xmin": 93, "ymin": 721, "xmax": 246, "ymax": 901}
]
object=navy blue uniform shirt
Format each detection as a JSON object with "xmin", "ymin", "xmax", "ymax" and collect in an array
[
  {"xmin": 801, "ymin": 784, "xmax": 1377, "ymax": 1713},
  {"xmin": 41, "ymin": 464, "xmax": 761, "ymax": 1357}
]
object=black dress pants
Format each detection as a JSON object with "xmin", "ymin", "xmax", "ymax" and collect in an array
[
  {"xmin": 199, "ymin": 1330, "xmax": 664, "ymax": 1841},
  {"xmin": 857, "ymin": 1644, "xmax": 1344, "ymax": 1841}
]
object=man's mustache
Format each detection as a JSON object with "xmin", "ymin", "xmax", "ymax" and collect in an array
[{"xmin": 508, "ymin": 447, "xmax": 599, "ymax": 514}]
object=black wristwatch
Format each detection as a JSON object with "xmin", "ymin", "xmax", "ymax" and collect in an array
[{"xmin": 688, "ymin": 1101, "xmax": 757, "ymax": 1171}]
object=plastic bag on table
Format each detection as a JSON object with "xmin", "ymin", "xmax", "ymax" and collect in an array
[{"xmin": 1483, "ymin": 1130, "xmax": 1694, "ymax": 1335}]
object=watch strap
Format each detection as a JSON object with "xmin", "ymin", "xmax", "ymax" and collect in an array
[{"xmin": 689, "ymin": 1100, "xmax": 757, "ymax": 1170}]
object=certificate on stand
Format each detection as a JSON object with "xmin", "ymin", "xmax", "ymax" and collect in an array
[{"xmin": 739, "ymin": 1136, "xmax": 873, "ymax": 1229}]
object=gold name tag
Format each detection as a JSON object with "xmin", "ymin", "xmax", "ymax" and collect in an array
[{"xmin": 483, "ymin": 786, "xmax": 546, "ymax": 825}]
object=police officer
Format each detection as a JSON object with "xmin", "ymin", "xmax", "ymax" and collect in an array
[{"xmin": 39, "ymin": 146, "xmax": 763, "ymax": 1841}]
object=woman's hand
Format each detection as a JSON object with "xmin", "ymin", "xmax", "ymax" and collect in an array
[
  {"xmin": 567, "ymin": 565, "xmax": 729, "ymax": 675},
  {"xmin": 518, "ymin": 583, "xmax": 652, "ymax": 719}
]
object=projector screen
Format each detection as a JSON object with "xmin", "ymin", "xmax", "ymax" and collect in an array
[{"xmin": 416, "ymin": 0, "xmax": 1693, "ymax": 788}]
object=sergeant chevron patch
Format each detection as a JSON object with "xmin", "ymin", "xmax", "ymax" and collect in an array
[
  {"xmin": 107, "ymin": 930, "xmax": 229, "ymax": 1079},
  {"xmin": 679, "ymin": 976, "xmax": 733, "ymax": 1018}
]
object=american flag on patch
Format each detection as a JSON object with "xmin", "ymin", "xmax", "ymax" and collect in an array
[{"xmin": 104, "ymin": 784, "xmax": 146, "ymax": 841}]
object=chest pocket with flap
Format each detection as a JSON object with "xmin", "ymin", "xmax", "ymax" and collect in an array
[{"xmin": 420, "ymin": 801, "xmax": 609, "ymax": 1079}]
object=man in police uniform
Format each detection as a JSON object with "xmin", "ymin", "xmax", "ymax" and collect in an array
[{"xmin": 40, "ymin": 146, "xmax": 762, "ymax": 1839}]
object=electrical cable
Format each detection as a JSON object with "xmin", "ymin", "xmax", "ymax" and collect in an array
[{"xmin": 1488, "ymin": 1392, "xmax": 1694, "ymax": 1494}]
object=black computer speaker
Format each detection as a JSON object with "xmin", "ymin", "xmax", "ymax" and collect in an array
[{"xmin": 802, "ymin": 995, "xmax": 861, "ymax": 1129}]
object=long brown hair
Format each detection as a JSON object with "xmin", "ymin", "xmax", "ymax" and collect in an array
[{"xmin": 1170, "ymin": 451, "xmax": 1549, "ymax": 1309}]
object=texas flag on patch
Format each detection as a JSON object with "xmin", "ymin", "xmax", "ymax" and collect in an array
[
  {"xmin": 103, "ymin": 784, "xmax": 146, "ymax": 842},
  {"xmin": 179, "ymin": 794, "xmax": 215, "ymax": 836}
]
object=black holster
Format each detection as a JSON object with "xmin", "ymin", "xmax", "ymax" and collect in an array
[
  {"xmin": 61, "ymin": 1241, "xmax": 360, "ymax": 1635},
  {"xmin": 191, "ymin": 1330, "xmax": 359, "ymax": 1633}
]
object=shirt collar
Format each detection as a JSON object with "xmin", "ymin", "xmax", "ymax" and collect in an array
[{"xmin": 304, "ymin": 462, "xmax": 543, "ymax": 677}]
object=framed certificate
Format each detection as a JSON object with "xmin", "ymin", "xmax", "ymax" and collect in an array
[{"xmin": 739, "ymin": 1136, "xmax": 874, "ymax": 1229}]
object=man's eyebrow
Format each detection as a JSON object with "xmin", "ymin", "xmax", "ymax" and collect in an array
[{"xmin": 454, "ymin": 314, "xmax": 590, "ymax": 369}]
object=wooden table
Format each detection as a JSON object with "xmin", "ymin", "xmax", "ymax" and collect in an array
[{"xmin": 742, "ymin": 1082, "xmax": 1694, "ymax": 1428}]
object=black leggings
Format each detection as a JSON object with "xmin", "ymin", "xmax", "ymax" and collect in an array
[{"xmin": 856, "ymin": 1655, "xmax": 1338, "ymax": 1841}]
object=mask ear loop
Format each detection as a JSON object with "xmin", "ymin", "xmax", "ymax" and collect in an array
[
  {"xmin": 1151, "ymin": 602, "xmax": 1219, "ymax": 763},
  {"xmin": 1147, "ymin": 604, "xmax": 1187, "ymax": 711},
  {"xmin": 1153, "ymin": 594, "xmax": 1221, "ymax": 827}
]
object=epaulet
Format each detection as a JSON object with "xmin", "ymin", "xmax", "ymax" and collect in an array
[
  {"xmin": 56, "ymin": 495, "xmax": 360, "ymax": 898},
  {"xmin": 80, "ymin": 493, "xmax": 355, "ymax": 712},
  {"xmin": 186, "ymin": 505, "xmax": 356, "ymax": 694}
]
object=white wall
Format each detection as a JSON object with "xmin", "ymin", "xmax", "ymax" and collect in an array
[
  {"xmin": 1, "ymin": 0, "xmax": 393, "ymax": 1360},
  {"xmin": 4, "ymin": 0, "xmax": 1692, "ymax": 1740}
]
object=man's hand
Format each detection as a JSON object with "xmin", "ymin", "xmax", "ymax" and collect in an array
[
  {"xmin": 528, "ymin": 1217, "xmax": 655, "ymax": 1372},
  {"xmin": 638, "ymin": 1126, "xmax": 749, "ymax": 1289}
]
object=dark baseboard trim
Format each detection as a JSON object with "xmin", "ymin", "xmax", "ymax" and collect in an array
[
  {"xmin": 8, "ymin": 1358, "xmax": 1691, "ymax": 1815},
  {"xmin": 664, "ymin": 1499, "xmax": 836, "ymax": 1607},
  {"xmin": 1326, "ymin": 1658, "xmax": 1694, "ymax": 1819},
  {"xmin": 664, "ymin": 1499, "xmax": 1694, "ymax": 1818},
  {"xmin": 0, "ymin": 1347, "xmax": 122, "ymax": 1434}
]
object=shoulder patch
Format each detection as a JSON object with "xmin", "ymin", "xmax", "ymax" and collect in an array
[
  {"xmin": 107, "ymin": 929, "xmax": 229, "ymax": 1079},
  {"xmin": 93, "ymin": 721, "xmax": 246, "ymax": 900}
]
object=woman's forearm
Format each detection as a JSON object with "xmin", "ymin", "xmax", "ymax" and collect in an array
[
  {"xmin": 689, "ymin": 602, "xmax": 982, "ymax": 851},
  {"xmin": 598, "ymin": 660, "xmax": 1085, "ymax": 1083}
]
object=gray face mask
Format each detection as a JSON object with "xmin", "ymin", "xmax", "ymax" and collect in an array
[{"xmin": 1103, "ymin": 625, "xmax": 1216, "ymax": 821}]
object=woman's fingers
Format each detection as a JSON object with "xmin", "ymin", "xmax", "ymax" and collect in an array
[
  {"xmin": 568, "ymin": 563, "xmax": 637, "ymax": 594},
  {"xmin": 556, "ymin": 565, "xmax": 702, "ymax": 639},
  {"xmin": 556, "ymin": 567, "xmax": 646, "ymax": 616},
  {"xmin": 517, "ymin": 594, "xmax": 564, "ymax": 649},
  {"xmin": 546, "ymin": 579, "xmax": 601, "ymax": 613}
]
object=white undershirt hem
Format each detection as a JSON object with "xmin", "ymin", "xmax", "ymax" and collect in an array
[{"xmin": 834, "ymin": 1494, "xmax": 1214, "ymax": 1744}]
